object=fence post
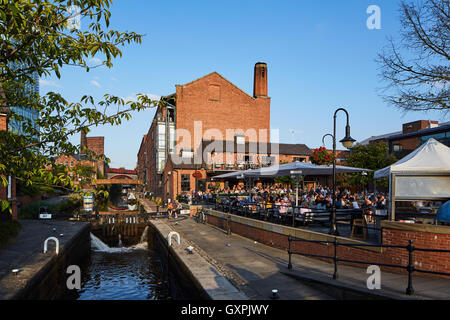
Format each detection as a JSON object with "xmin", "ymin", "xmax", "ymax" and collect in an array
[
  {"xmin": 406, "ymin": 239, "xmax": 415, "ymax": 295},
  {"xmin": 288, "ymin": 235, "xmax": 292, "ymax": 270},
  {"xmin": 333, "ymin": 237, "xmax": 338, "ymax": 280},
  {"xmin": 227, "ymin": 214, "xmax": 231, "ymax": 235}
]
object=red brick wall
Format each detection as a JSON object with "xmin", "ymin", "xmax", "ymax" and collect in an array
[
  {"xmin": 86, "ymin": 137, "xmax": 104, "ymax": 156},
  {"xmin": 206, "ymin": 213, "xmax": 450, "ymax": 278},
  {"xmin": 175, "ymin": 72, "xmax": 270, "ymax": 153},
  {"xmin": 0, "ymin": 114, "xmax": 7, "ymax": 131},
  {"xmin": 402, "ymin": 120, "xmax": 438, "ymax": 134}
]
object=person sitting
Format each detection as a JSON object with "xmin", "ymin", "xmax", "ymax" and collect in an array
[
  {"xmin": 167, "ymin": 199, "xmax": 174, "ymax": 219},
  {"xmin": 351, "ymin": 197, "xmax": 360, "ymax": 209}
]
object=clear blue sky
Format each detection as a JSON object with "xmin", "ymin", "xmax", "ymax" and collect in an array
[{"xmin": 39, "ymin": 0, "xmax": 449, "ymax": 169}]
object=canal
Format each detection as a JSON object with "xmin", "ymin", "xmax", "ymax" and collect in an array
[
  {"xmin": 64, "ymin": 235, "xmax": 171, "ymax": 300},
  {"xmin": 63, "ymin": 187, "xmax": 174, "ymax": 300}
]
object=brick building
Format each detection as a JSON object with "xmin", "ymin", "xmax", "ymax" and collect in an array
[
  {"xmin": 358, "ymin": 120, "xmax": 450, "ymax": 159},
  {"xmin": 55, "ymin": 131, "xmax": 107, "ymax": 183},
  {"xmin": 138, "ymin": 62, "xmax": 271, "ymax": 197},
  {"xmin": 137, "ymin": 62, "xmax": 317, "ymax": 200}
]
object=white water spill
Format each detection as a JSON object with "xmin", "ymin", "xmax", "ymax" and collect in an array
[
  {"xmin": 90, "ymin": 233, "xmax": 147, "ymax": 253},
  {"xmin": 140, "ymin": 226, "xmax": 149, "ymax": 243}
]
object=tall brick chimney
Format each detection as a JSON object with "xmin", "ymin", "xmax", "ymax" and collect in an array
[
  {"xmin": 80, "ymin": 130, "xmax": 87, "ymax": 154},
  {"xmin": 253, "ymin": 62, "xmax": 268, "ymax": 98}
]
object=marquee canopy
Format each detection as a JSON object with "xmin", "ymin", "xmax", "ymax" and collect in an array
[
  {"xmin": 212, "ymin": 161, "xmax": 371, "ymax": 179},
  {"xmin": 374, "ymin": 138, "xmax": 450, "ymax": 179}
]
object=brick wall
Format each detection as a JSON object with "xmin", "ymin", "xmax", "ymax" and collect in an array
[
  {"xmin": 175, "ymin": 72, "xmax": 270, "ymax": 153},
  {"xmin": 206, "ymin": 210, "xmax": 450, "ymax": 278},
  {"xmin": 86, "ymin": 137, "xmax": 104, "ymax": 156}
]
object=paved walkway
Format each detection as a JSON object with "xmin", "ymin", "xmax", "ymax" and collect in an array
[
  {"xmin": 167, "ymin": 216, "xmax": 450, "ymax": 300},
  {"xmin": 168, "ymin": 217, "xmax": 332, "ymax": 300},
  {"xmin": 138, "ymin": 197, "xmax": 158, "ymax": 213},
  {"xmin": 0, "ymin": 220, "xmax": 89, "ymax": 299}
]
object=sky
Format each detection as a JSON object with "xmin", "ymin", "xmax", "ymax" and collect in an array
[{"xmin": 39, "ymin": 0, "xmax": 449, "ymax": 169}]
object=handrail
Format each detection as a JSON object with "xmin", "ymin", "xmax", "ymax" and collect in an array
[
  {"xmin": 167, "ymin": 231, "xmax": 180, "ymax": 247},
  {"xmin": 43, "ymin": 237, "xmax": 59, "ymax": 255},
  {"xmin": 287, "ymin": 235, "xmax": 450, "ymax": 296},
  {"xmin": 211, "ymin": 200, "xmax": 383, "ymax": 237}
]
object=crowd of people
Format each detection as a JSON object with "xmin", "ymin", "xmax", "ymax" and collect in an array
[{"xmin": 181, "ymin": 184, "xmax": 388, "ymax": 216}]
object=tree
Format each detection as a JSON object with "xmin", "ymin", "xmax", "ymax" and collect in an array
[
  {"xmin": 344, "ymin": 142, "xmax": 397, "ymax": 188},
  {"xmin": 0, "ymin": 0, "xmax": 164, "ymax": 212},
  {"xmin": 377, "ymin": 0, "xmax": 449, "ymax": 113},
  {"xmin": 73, "ymin": 163, "xmax": 95, "ymax": 185}
]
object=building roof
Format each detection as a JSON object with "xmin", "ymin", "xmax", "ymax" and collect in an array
[
  {"xmin": 176, "ymin": 71, "xmax": 260, "ymax": 100},
  {"xmin": 387, "ymin": 121, "xmax": 450, "ymax": 141},
  {"xmin": 356, "ymin": 131, "xmax": 402, "ymax": 146},
  {"xmin": 357, "ymin": 121, "xmax": 450, "ymax": 146}
]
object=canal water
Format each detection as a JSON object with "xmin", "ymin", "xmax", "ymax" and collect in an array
[
  {"xmin": 64, "ymin": 191, "xmax": 172, "ymax": 300},
  {"xmin": 64, "ymin": 233, "xmax": 171, "ymax": 300}
]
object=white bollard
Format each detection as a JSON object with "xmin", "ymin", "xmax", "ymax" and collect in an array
[
  {"xmin": 44, "ymin": 237, "xmax": 60, "ymax": 255},
  {"xmin": 167, "ymin": 231, "xmax": 181, "ymax": 247}
]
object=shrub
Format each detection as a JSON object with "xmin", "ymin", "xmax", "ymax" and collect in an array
[{"xmin": 0, "ymin": 220, "xmax": 22, "ymax": 248}]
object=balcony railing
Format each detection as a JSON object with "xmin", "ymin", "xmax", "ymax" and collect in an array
[{"xmin": 205, "ymin": 161, "xmax": 274, "ymax": 171}]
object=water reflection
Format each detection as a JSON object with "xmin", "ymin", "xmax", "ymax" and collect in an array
[{"xmin": 74, "ymin": 247, "xmax": 169, "ymax": 300}]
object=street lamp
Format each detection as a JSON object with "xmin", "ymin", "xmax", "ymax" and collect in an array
[
  {"xmin": 362, "ymin": 171, "xmax": 368, "ymax": 196},
  {"xmin": 290, "ymin": 170, "xmax": 303, "ymax": 227},
  {"xmin": 328, "ymin": 108, "xmax": 356, "ymax": 236}
]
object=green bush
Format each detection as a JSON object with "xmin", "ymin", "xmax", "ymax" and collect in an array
[
  {"xmin": 19, "ymin": 197, "xmax": 82, "ymax": 220},
  {"xmin": 0, "ymin": 220, "xmax": 22, "ymax": 248}
]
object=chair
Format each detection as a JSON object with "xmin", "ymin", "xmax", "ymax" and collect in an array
[{"xmin": 351, "ymin": 211, "xmax": 368, "ymax": 240}]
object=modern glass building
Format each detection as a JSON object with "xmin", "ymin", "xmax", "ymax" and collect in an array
[{"xmin": 7, "ymin": 62, "xmax": 40, "ymax": 137}]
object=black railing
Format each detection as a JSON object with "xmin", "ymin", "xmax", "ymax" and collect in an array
[
  {"xmin": 210, "ymin": 199, "xmax": 384, "ymax": 242},
  {"xmin": 287, "ymin": 235, "xmax": 450, "ymax": 295}
]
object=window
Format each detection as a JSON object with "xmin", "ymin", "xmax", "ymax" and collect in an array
[
  {"xmin": 262, "ymin": 156, "xmax": 275, "ymax": 165},
  {"xmin": 236, "ymin": 135, "xmax": 245, "ymax": 145},
  {"xmin": 293, "ymin": 157, "xmax": 305, "ymax": 162},
  {"xmin": 65, "ymin": 161, "xmax": 68, "ymax": 166},
  {"xmin": 181, "ymin": 174, "xmax": 190, "ymax": 191},
  {"xmin": 393, "ymin": 144, "xmax": 403, "ymax": 152},
  {"xmin": 181, "ymin": 149, "xmax": 193, "ymax": 158},
  {"xmin": 420, "ymin": 132, "xmax": 449, "ymax": 147},
  {"xmin": 208, "ymin": 84, "xmax": 221, "ymax": 101},
  {"xmin": 70, "ymin": 161, "xmax": 74, "ymax": 167}
]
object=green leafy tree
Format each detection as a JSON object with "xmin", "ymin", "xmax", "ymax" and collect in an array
[
  {"xmin": 0, "ymin": 0, "xmax": 164, "ymax": 213},
  {"xmin": 74, "ymin": 163, "xmax": 95, "ymax": 185},
  {"xmin": 344, "ymin": 142, "xmax": 397, "ymax": 188}
]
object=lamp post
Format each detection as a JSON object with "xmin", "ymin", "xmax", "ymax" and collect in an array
[
  {"xmin": 362, "ymin": 171, "xmax": 368, "ymax": 197},
  {"xmin": 290, "ymin": 170, "xmax": 303, "ymax": 227},
  {"xmin": 327, "ymin": 108, "xmax": 356, "ymax": 236}
]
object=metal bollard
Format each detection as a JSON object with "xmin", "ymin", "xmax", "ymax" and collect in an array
[
  {"xmin": 333, "ymin": 237, "xmax": 338, "ymax": 280},
  {"xmin": 288, "ymin": 235, "xmax": 292, "ymax": 270},
  {"xmin": 406, "ymin": 240, "xmax": 415, "ymax": 295}
]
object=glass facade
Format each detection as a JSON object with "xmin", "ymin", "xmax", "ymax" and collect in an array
[
  {"xmin": 7, "ymin": 61, "xmax": 40, "ymax": 137},
  {"xmin": 419, "ymin": 131, "xmax": 450, "ymax": 148}
]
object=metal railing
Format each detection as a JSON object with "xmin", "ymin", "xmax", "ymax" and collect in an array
[
  {"xmin": 287, "ymin": 235, "xmax": 450, "ymax": 295},
  {"xmin": 209, "ymin": 199, "xmax": 384, "ymax": 242}
]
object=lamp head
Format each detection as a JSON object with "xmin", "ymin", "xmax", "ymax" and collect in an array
[{"xmin": 340, "ymin": 125, "xmax": 356, "ymax": 149}]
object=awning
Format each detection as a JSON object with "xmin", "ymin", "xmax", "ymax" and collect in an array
[
  {"xmin": 212, "ymin": 161, "xmax": 371, "ymax": 179},
  {"xmin": 374, "ymin": 138, "xmax": 450, "ymax": 179}
]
